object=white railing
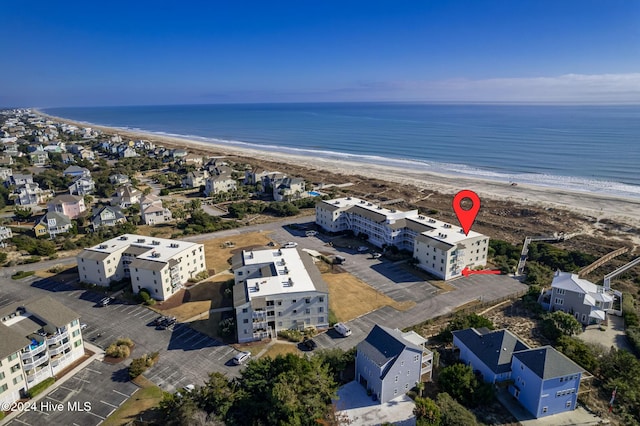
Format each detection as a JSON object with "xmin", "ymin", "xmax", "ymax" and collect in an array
[
  {"xmin": 46, "ymin": 330, "xmax": 69, "ymax": 345},
  {"xmin": 22, "ymin": 343, "xmax": 47, "ymax": 359},
  {"xmin": 48, "ymin": 342, "xmax": 71, "ymax": 357},
  {"xmin": 23, "ymin": 354, "xmax": 49, "ymax": 370}
]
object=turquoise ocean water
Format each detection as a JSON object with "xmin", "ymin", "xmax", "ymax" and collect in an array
[{"xmin": 45, "ymin": 103, "xmax": 640, "ymax": 199}]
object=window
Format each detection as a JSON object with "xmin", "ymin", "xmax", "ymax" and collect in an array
[
  {"xmin": 72, "ymin": 330, "xmax": 80, "ymax": 337},
  {"xmin": 74, "ymin": 340, "xmax": 82, "ymax": 347},
  {"xmin": 566, "ymin": 401, "xmax": 572, "ymax": 408},
  {"xmin": 405, "ymin": 383, "xmax": 409, "ymax": 390},
  {"xmin": 305, "ymin": 298, "xmax": 311, "ymax": 304},
  {"xmin": 0, "ymin": 384, "xmax": 7, "ymax": 394},
  {"xmin": 305, "ymin": 308, "xmax": 310, "ymax": 314},
  {"xmin": 277, "ymin": 301, "xmax": 282, "ymax": 306},
  {"xmin": 319, "ymin": 297, "xmax": 324, "ymax": 302},
  {"xmin": 8, "ymin": 353, "xmax": 18, "ymax": 361},
  {"xmin": 414, "ymin": 355, "xmax": 419, "ymax": 362},
  {"xmin": 243, "ymin": 319, "xmax": 249, "ymax": 324},
  {"xmin": 292, "ymin": 299, "xmax": 297, "ymax": 303},
  {"xmin": 556, "ymin": 288, "xmax": 565, "ymax": 295},
  {"xmin": 401, "ymin": 361, "xmax": 404, "ymax": 366},
  {"xmin": 554, "ymin": 298, "xmax": 564, "ymax": 305},
  {"xmin": 542, "ymin": 407, "xmax": 548, "ymax": 413},
  {"xmin": 394, "ymin": 388, "xmax": 398, "ymax": 395},
  {"xmin": 0, "ymin": 372, "xmax": 4, "ymax": 380},
  {"xmin": 293, "ymin": 310, "xmax": 297, "ymax": 314},
  {"xmin": 318, "ymin": 307, "xmax": 324, "ymax": 313},
  {"xmin": 278, "ymin": 312, "xmax": 282, "ymax": 317},
  {"xmin": 13, "ymin": 375, "xmax": 22, "ymax": 385},
  {"xmin": 10, "ymin": 364, "xmax": 20, "ymax": 373},
  {"xmin": 395, "ymin": 375, "xmax": 398, "ymax": 383},
  {"xmin": 242, "ymin": 308, "xmax": 248, "ymax": 313}
]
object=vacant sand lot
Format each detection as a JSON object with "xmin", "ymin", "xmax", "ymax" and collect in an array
[{"xmin": 202, "ymin": 231, "xmax": 275, "ymax": 273}]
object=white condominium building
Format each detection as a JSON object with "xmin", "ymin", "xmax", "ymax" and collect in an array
[
  {"xmin": 316, "ymin": 197, "xmax": 489, "ymax": 280},
  {"xmin": 233, "ymin": 247, "xmax": 329, "ymax": 343},
  {"xmin": 76, "ymin": 234, "xmax": 207, "ymax": 301},
  {"xmin": 0, "ymin": 297, "xmax": 85, "ymax": 406}
]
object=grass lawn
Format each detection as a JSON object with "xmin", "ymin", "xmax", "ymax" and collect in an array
[
  {"xmin": 154, "ymin": 275, "xmax": 234, "ymax": 321},
  {"xmin": 323, "ymin": 272, "xmax": 415, "ymax": 322},
  {"xmin": 233, "ymin": 340, "xmax": 271, "ymax": 357},
  {"xmin": 201, "ymin": 231, "xmax": 275, "ymax": 274},
  {"xmin": 397, "ymin": 263, "xmax": 456, "ymax": 293},
  {"xmin": 101, "ymin": 376, "xmax": 164, "ymax": 426},
  {"xmin": 188, "ymin": 311, "xmax": 224, "ymax": 340},
  {"xmin": 262, "ymin": 342, "xmax": 301, "ymax": 359}
]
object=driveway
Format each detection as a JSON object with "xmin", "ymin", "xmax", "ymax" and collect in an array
[
  {"xmin": 579, "ymin": 314, "xmax": 631, "ymax": 352},
  {"xmin": 335, "ymin": 381, "xmax": 416, "ymax": 426}
]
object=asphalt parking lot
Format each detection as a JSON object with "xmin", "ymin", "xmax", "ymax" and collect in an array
[{"xmin": 6, "ymin": 360, "xmax": 138, "ymax": 426}]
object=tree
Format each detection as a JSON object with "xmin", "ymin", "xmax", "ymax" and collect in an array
[
  {"xmin": 196, "ymin": 372, "xmax": 237, "ymax": 420},
  {"xmin": 556, "ymin": 335, "xmax": 601, "ymax": 373},
  {"xmin": 437, "ymin": 363, "xmax": 493, "ymax": 407},
  {"xmin": 435, "ymin": 393, "xmax": 479, "ymax": 426},
  {"xmin": 14, "ymin": 206, "xmax": 33, "ymax": 221},
  {"xmin": 414, "ymin": 397, "xmax": 441, "ymax": 426},
  {"xmin": 541, "ymin": 311, "xmax": 582, "ymax": 341},
  {"xmin": 437, "ymin": 313, "xmax": 494, "ymax": 342}
]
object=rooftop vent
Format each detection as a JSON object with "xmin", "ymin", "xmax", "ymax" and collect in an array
[
  {"xmin": 334, "ymin": 201, "xmax": 340, "ymax": 204},
  {"xmin": 367, "ymin": 203, "xmax": 372, "ymax": 206},
  {"xmin": 170, "ymin": 243, "xmax": 179, "ymax": 248},
  {"xmin": 98, "ymin": 244, "xmax": 108, "ymax": 249},
  {"xmin": 284, "ymin": 266, "xmax": 289, "ymax": 274},
  {"xmin": 429, "ymin": 219, "xmax": 436, "ymax": 223},
  {"xmin": 444, "ymin": 224, "xmax": 451, "ymax": 228},
  {"xmin": 152, "ymin": 251, "xmax": 161, "ymax": 258},
  {"xmin": 256, "ymin": 283, "xmax": 260, "ymax": 291},
  {"xmin": 152, "ymin": 240, "xmax": 160, "ymax": 245},
  {"xmin": 390, "ymin": 209, "xmax": 396, "ymax": 213},
  {"xmin": 346, "ymin": 197, "xmax": 352, "ymax": 200},
  {"xmin": 360, "ymin": 200, "xmax": 366, "ymax": 204},
  {"xmin": 137, "ymin": 238, "xmax": 146, "ymax": 243},
  {"xmin": 288, "ymin": 277, "xmax": 294, "ymax": 286},
  {"xmin": 418, "ymin": 215, "xmax": 425, "ymax": 220},
  {"xmin": 119, "ymin": 236, "xmax": 128, "ymax": 240}
]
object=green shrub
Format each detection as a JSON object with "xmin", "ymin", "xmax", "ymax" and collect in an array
[
  {"xmin": 24, "ymin": 256, "xmax": 41, "ymax": 264},
  {"xmin": 26, "ymin": 377, "xmax": 55, "ymax": 398},
  {"xmin": 622, "ymin": 293, "xmax": 639, "ymax": 328},
  {"xmin": 627, "ymin": 327, "xmax": 640, "ymax": 355},
  {"xmin": 328, "ymin": 309, "xmax": 339, "ymax": 327},
  {"xmin": 277, "ymin": 329, "xmax": 304, "ymax": 342},
  {"xmin": 106, "ymin": 343, "xmax": 131, "ymax": 359},
  {"xmin": 435, "ymin": 392, "xmax": 479, "ymax": 426},
  {"xmin": 11, "ymin": 270, "xmax": 35, "ymax": 279},
  {"xmin": 115, "ymin": 338, "xmax": 134, "ymax": 348},
  {"xmin": 129, "ymin": 352, "xmax": 160, "ymax": 379}
]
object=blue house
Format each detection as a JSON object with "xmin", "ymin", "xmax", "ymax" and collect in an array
[
  {"xmin": 454, "ymin": 328, "xmax": 584, "ymax": 419},
  {"xmin": 453, "ymin": 327, "xmax": 529, "ymax": 383},
  {"xmin": 355, "ymin": 324, "xmax": 433, "ymax": 404},
  {"xmin": 509, "ymin": 347, "xmax": 583, "ymax": 418}
]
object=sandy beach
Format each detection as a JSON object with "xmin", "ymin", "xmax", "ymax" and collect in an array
[{"xmin": 37, "ymin": 111, "xmax": 640, "ymax": 229}]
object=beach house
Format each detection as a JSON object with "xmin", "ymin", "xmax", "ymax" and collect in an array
[
  {"xmin": 316, "ymin": 197, "xmax": 489, "ymax": 280},
  {"xmin": 453, "ymin": 327, "xmax": 584, "ymax": 419},
  {"xmin": 111, "ymin": 184, "xmax": 142, "ymax": 208},
  {"xmin": 232, "ymin": 247, "xmax": 329, "ymax": 343},
  {"xmin": 76, "ymin": 234, "xmax": 207, "ymax": 301},
  {"xmin": 355, "ymin": 324, "xmax": 433, "ymax": 404},
  {"xmin": 33, "ymin": 211, "xmax": 73, "ymax": 239},
  {"xmin": 90, "ymin": 205, "xmax": 127, "ymax": 231},
  {"xmin": 68, "ymin": 175, "xmax": 95, "ymax": 196},
  {"xmin": 545, "ymin": 271, "xmax": 614, "ymax": 325},
  {"xmin": 47, "ymin": 194, "xmax": 86, "ymax": 219},
  {"xmin": 140, "ymin": 194, "xmax": 172, "ymax": 225}
]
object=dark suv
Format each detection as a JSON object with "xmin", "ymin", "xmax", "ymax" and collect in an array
[{"xmin": 301, "ymin": 338, "xmax": 317, "ymax": 351}]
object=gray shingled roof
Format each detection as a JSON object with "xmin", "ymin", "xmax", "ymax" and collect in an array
[
  {"xmin": 129, "ymin": 258, "xmax": 167, "ymax": 271},
  {"xmin": 513, "ymin": 346, "xmax": 584, "ymax": 380},
  {"xmin": 347, "ymin": 205, "xmax": 387, "ymax": 223},
  {"xmin": 77, "ymin": 249, "xmax": 110, "ymax": 261},
  {"xmin": 0, "ymin": 324, "xmax": 31, "ymax": 359},
  {"xmin": 38, "ymin": 211, "xmax": 72, "ymax": 226},
  {"xmin": 357, "ymin": 324, "xmax": 422, "ymax": 372},
  {"xmin": 233, "ymin": 281, "xmax": 249, "ymax": 308},
  {"xmin": 453, "ymin": 328, "xmax": 530, "ymax": 375},
  {"xmin": 26, "ymin": 296, "xmax": 80, "ymax": 329}
]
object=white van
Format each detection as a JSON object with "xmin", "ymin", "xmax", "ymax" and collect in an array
[{"xmin": 334, "ymin": 322, "xmax": 352, "ymax": 337}]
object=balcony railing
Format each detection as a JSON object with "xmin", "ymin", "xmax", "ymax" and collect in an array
[
  {"xmin": 22, "ymin": 342, "xmax": 47, "ymax": 359},
  {"xmin": 26, "ymin": 367, "xmax": 51, "ymax": 384},
  {"xmin": 48, "ymin": 342, "xmax": 71, "ymax": 357},
  {"xmin": 23, "ymin": 354, "xmax": 49, "ymax": 370},
  {"xmin": 46, "ymin": 330, "xmax": 69, "ymax": 345}
]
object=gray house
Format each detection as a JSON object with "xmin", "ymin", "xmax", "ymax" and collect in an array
[
  {"xmin": 355, "ymin": 324, "xmax": 433, "ymax": 404},
  {"xmin": 545, "ymin": 271, "xmax": 613, "ymax": 325}
]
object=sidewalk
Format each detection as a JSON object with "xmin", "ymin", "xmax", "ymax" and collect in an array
[{"xmin": 0, "ymin": 342, "xmax": 105, "ymax": 426}]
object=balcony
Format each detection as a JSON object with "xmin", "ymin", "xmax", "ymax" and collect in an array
[
  {"xmin": 23, "ymin": 354, "xmax": 49, "ymax": 370},
  {"xmin": 26, "ymin": 367, "xmax": 51, "ymax": 384},
  {"xmin": 48, "ymin": 342, "xmax": 71, "ymax": 357},
  {"xmin": 21, "ymin": 342, "xmax": 46, "ymax": 359},
  {"xmin": 46, "ymin": 330, "xmax": 69, "ymax": 345}
]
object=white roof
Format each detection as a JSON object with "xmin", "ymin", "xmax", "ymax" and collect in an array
[
  {"xmin": 84, "ymin": 234, "xmax": 200, "ymax": 262},
  {"xmin": 551, "ymin": 272, "xmax": 611, "ymax": 300},
  {"xmin": 400, "ymin": 330, "xmax": 427, "ymax": 347},
  {"xmin": 241, "ymin": 248, "xmax": 319, "ymax": 299}
]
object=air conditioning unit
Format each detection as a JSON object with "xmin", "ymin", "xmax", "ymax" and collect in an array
[{"xmin": 152, "ymin": 240, "xmax": 160, "ymax": 245}]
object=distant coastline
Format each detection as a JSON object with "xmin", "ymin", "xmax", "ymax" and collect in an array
[{"xmin": 36, "ymin": 107, "xmax": 640, "ymax": 229}]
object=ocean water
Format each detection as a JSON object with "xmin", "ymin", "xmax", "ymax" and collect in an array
[{"xmin": 45, "ymin": 103, "xmax": 640, "ymax": 198}]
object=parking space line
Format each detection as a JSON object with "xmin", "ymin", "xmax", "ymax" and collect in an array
[
  {"xmin": 59, "ymin": 385, "xmax": 76, "ymax": 392},
  {"xmin": 75, "ymin": 378, "xmax": 91, "ymax": 383},
  {"xmin": 132, "ymin": 309, "xmax": 148, "ymax": 317},
  {"xmin": 86, "ymin": 411, "xmax": 105, "ymax": 420},
  {"xmin": 112, "ymin": 389, "xmax": 130, "ymax": 398},
  {"xmin": 107, "ymin": 408, "xmax": 116, "ymax": 418},
  {"xmin": 12, "ymin": 418, "xmax": 32, "ymax": 425},
  {"xmin": 190, "ymin": 336, "xmax": 208, "ymax": 347},
  {"xmin": 86, "ymin": 368, "xmax": 102, "ymax": 374},
  {"xmin": 100, "ymin": 400, "xmax": 118, "ymax": 408},
  {"xmin": 217, "ymin": 348, "xmax": 234, "ymax": 360},
  {"xmin": 46, "ymin": 395, "xmax": 63, "ymax": 403}
]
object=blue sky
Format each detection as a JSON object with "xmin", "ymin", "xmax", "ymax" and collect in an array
[{"xmin": 1, "ymin": 0, "xmax": 639, "ymax": 106}]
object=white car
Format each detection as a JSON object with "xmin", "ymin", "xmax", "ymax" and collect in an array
[
  {"xmin": 305, "ymin": 230, "xmax": 318, "ymax": 237},
  {"xmin": 357, "ymin": 246, "xmax": 368, "ymax": 252},
  {"xmin": 283, "ymin": 242, "xmax": 298, "ymax": 248},
  {"xmin": 80, "ymin": 323, "xmax": 88, "ymax": 330},
  {"xmin": 232, "ymin": 351, "xmax": 251, "ymax": 365},
  {"xmin": 183, "ymin": 384, "xmax": 195, "ymax": 393},
  {"xmin": 334, "ymin": 322, "xmax": 352, "ymax": 337}
]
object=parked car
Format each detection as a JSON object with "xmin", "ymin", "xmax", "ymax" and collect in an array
[
  {"xmin": 283, "ymin": 242, "xmax": 298, "ymax": 248},
  {"xmin": 305, "ymin": 230, "xmax": 318, "ymax": 237},
  {"xmin": 232, "ymin": 351, "xmax": 251, "ymax": 365},
  {"xmin": 99, "ymin": 297, "xmax": 113, "ymax": 307},
  {"xmin": 371, "ymin": 252, "xmax": 382, "ymax": 259},
  {"xmin": 150, "ymin": 316, "xmax": 165, "ymax": 326},
  {"xmin": 80, "ymin": 323, "xmax": 88, "ymax": 330},
  {"xmin": 334, "ymin": 322, "xmax": 352, "ymax": 337},
  {"xmin": 183, "ymin": 384, "xmax": 195, "ymax": 393},
  {"xmin": 301, "ymin": 338, "xmax": 317, "ymax": 351},
  {"xmin": 357, "ymin": 246, "xmax": 368, "ymax": 252}
]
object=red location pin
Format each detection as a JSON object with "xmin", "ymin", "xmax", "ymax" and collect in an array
[{"xmin": 452, "ymin": 190, "xmax": 481, "ymax": 235}]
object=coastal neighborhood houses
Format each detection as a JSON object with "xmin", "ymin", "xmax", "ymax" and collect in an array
[{"xmin": 0, "ymin": 108, "xmax": 635, "ymax": 426}]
